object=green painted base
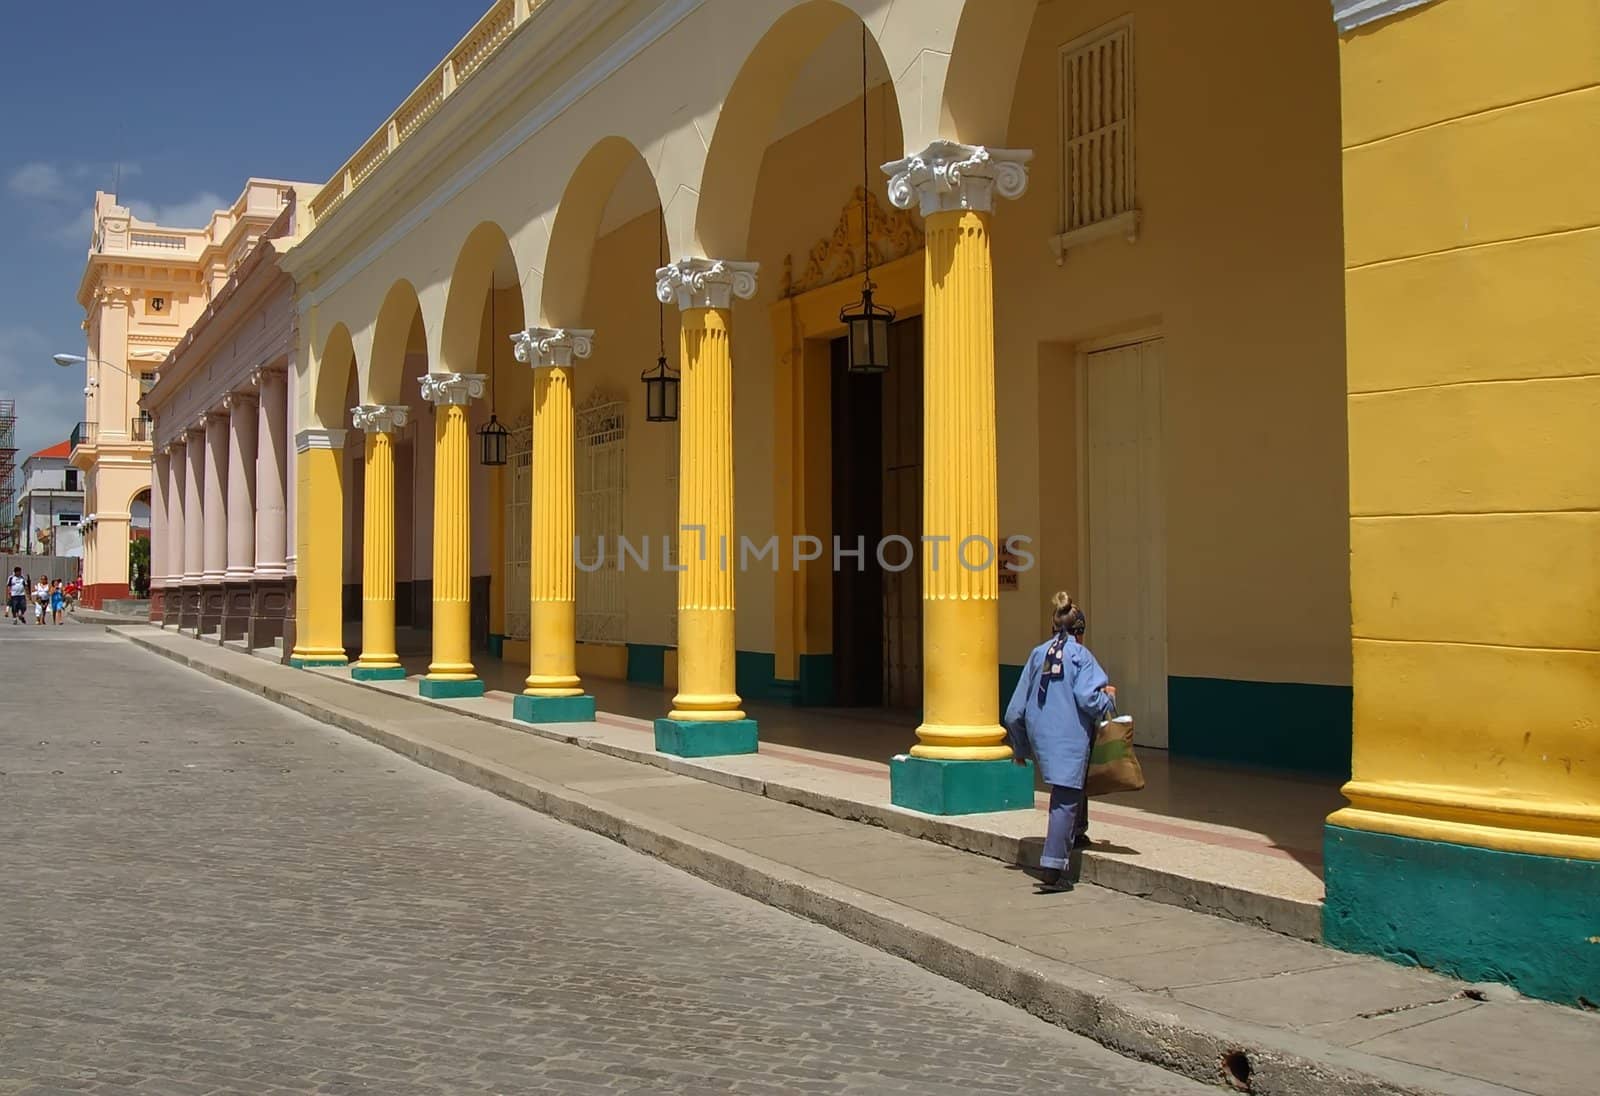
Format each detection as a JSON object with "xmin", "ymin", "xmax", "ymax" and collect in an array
[
  {"xmin": 513, "ymin": 694, "xmax": 596, "ymax": 723},
  {"xmin": 654, "ymin": 718, "xmax": 759, "ymax": 758},
  {"xmin": 890, "ymin": 756, "xmax": 1036, "ymax": 816},
  {"xmin": 418, "ymin": 677, "xmax": 486, "ymax": 699},
  {"xmin": 487, "ymin": 633, "xmax": 505, "ymax": 660},
  {"xmin": 351, "ymin": 665, "xmax": 407, "ymax": 681},
  {"xmin": 1324, "ymin": 825, "xmax": 1600, "ymax": 1006},
  {"xmin": 290, "ymin": 657, "xmax": 348, "ymax": 669}
]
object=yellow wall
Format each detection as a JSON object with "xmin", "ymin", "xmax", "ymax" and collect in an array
[{"xmin": 1334, "ymin": 0, "xmax": 1600, "ymax": 857}]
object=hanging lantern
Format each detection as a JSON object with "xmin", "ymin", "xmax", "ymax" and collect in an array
[
  {"xmin": 641, "ymin": 356, "xmax": 680, "ymax": 423},
  {"xmin": 841, "ymin": 23, "xmax": 893, "ymax": 376},
  {"xmin": 840, "ymin": 281, "xmax": 894, "ymax": 375},
  {"xmin": 479, "ymin": 413, "xmax": 508, "ymax": 466}
]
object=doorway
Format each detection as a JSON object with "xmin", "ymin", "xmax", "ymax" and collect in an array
[
  {"xmin": 830, "ymin": 316, "xmax": 923, "ymax": 709},
  {"xmin": 1081, "ymin": 336, "xmax": 1169, "ymax": 747}
]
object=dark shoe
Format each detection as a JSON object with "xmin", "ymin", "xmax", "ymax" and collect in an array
[
  {"xmin": 1036, "ymin": 869, "xmax": 1072, "ymax": 893},
  {"xmin": 1072, "ymin": 834, "xmax": 1092, "ymax": 850}
]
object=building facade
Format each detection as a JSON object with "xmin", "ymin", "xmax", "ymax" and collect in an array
[
  {"xmin": 17, "ymin": 441, "xmax": 87, "ymax": 559},
  {"xmin": 69, "ymin": 183, "xmax": 302, "ymax": 607},
  {"xmin": 151, "ymin": 0, "xmax": 1597, "ymax": 1003},
  {"xmin": 143, "ymin": 183, "xmax": 313, "ymax": 650}
]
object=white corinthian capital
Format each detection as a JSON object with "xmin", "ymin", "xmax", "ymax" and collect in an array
[
  {"xmin": 350, "ymin": 404, "xmax": 411, "ymax": 433},
  {"xmin": 882, "ymin": 140, "xmax": 1033, "ymax": 218},
  {"xmin": 511, "ymin": 327, "xmax": 594, "ymax": 368},
  {"xmin": 655, "ymin": 257, "xmax": 759, "ymax": 311},
  {"xmin": 417, "ymin": 372, "xmax": 487, "ymax": 407}
]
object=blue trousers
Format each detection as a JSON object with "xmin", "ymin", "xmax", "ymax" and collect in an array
[{"xmin": 1040, "ymin": 785, "xmax": 1089, "ymax": 870}]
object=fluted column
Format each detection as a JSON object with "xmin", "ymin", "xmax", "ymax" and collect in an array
[
  {"xmin": 350, "ymin": 404, "xmax": 409, "ymax": 680},
  {"xmin": 182, "ymin": 423, "xmax": 206, "ymax": 631},
  {"xmin": 418, "ymin": 372, "xmax": 485, "ymax": 698},
  {"xmin": 165, "ymin": 440, "xmax": 187, "ymax": 627},
  {"xmin": 652, "ymin": 259, "xmax": 760, "ymax": 756},
  {"xmin": 150, "ymin": 448, "xmax": 170, "ymax": 623},
  {"xmin": 510, "ymin": 328, "xmax": 596, "ymax": 723},
  {"xmin": 253, "ymin": 367, "xmax": 289, "ymax": 576},
  {"xmin": 882, "ymin": 140, "xmax": 1035, "ymax": 814},
  {"xmin": 202, "ymin": 410, "xmax": 229, "ymax": 582},
  {"xmin": 224, "ymin": 392, "xmax": 258, "ymax": 580},
  {"xmin": 288, "ymin": 427, "xmax": 348, "ymax": 666}
]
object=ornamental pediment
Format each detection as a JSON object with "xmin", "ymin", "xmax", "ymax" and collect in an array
[{"xmin": 780, "ymin": 186, "xmax": 923, "ymax": 298}]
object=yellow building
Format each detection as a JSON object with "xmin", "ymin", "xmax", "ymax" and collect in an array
[{"xmin": 247, "ymin": 0, "xmax": 1590, "ymax": 1002}]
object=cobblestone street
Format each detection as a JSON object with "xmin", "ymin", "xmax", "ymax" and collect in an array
[{"xmin": 0, "ymin": 625, "xmax": 1208, "ymax": 1096}]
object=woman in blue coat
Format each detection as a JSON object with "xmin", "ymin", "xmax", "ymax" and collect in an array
[{"xmin": 1004, "ymin": 592, "xmax": 1116, "ymax": 891}]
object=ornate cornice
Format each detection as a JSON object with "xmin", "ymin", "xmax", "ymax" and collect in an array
[
  {"xmin": 418, "ymin": 372, "xmax": 486, "ymax": 406},
  {"xmin": 781, "ymin": 187, "xmax": 924, "ymax": 298},
  {"xmin": 295, "ymin": 428, "xmax": 347, "ymax": 452},
  {"xmin": 883, "ymin": 141, "xmax": 1032, "ymax": 217},
  {"xmin": 512, "ymin": 327, "xmax": 594, "ymax": 368},
  {"xmin": 655, "ymin": 257, "xmax": 759, "ymax": 312},
  {"xmin": 350, "ymin": 404, "xmax": 411, "ymax": 433}
]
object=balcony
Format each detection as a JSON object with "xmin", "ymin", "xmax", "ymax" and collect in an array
[
  {"xmin": 70, "ymin": 420, "xmax": 97, "ymax": 449},
  {"xmin": 130, "ymin": 416, "xmax": 151, "ymax": 442},
  {"xmin": 68, "ymin": 421, "xmax": 97, "ymax": 468}
]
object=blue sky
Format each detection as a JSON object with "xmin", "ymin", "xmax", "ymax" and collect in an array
[{"xmin": 0, "ymin": 1, "xmax": 486, "ymax": 485}]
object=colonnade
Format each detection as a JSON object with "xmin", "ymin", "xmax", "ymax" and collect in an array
[
  {"xmin": 293, "ymin": 141, "xmax": 1034, "ymax": 813},
  {"xmin": 153, "ymin": 365, "xmax": 292, "ymax": 651}
]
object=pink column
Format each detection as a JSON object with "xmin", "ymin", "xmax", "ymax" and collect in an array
[
  {"xmin": 150, "ymin": 449, "xmax": 170, "ymax": 592},
  {"xmin": 166, "ymin": 440, "xmax": 187, "ymax": 591},
  {"xmin": 225, "ymin": 392, "xmax": 258, "ymax": 580},
  {"xmin": 253, "ymin": 366, "xmax": 289, "ymax": 576},
  {"xmin": 203, "ymin": 410, "xmax": 229, "ymax": 582},
  {"xmin": 183, "ymin": 426, "xmax": 205, "ymax": 584}
]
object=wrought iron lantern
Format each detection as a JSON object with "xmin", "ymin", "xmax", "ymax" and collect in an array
[
  {"xmin": 478, "ymin": 288, "xmax": 509, "ymax": 465},
  {"xmin": 641, "ymin": 356, "xmax": 680, "ymax": 423},
  {"xmin": 643, "ymin": 205, "xmax": 680, "ymax": 423},
  {"xmin": 478, "ymin": 413, "xmax": 508, "ymax": 466},
  {"xmin": 840, "ymin": 24, "xmax": 895, "ymax": 375}
]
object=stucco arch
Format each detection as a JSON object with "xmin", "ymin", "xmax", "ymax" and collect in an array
[
  {"xmin": 696, "ymin": 0, "xmax": 904, "ymax": 260},
  {"xmin": 367, "ymin": 279, "xmax": 426, "ymax": 405},
  {"xmin": 314, "ymin": 322, "xmax": 357, "ymax": 430},
  {"xmin": 438, "ymin": 221, "xmax": 523, "ymax": 375},
  {"xmin": 541, "ymin": 137, "xmax": 661, "ymax": 328},
  {"xmin": 128, "ymin": 486, "xmax": 152, "ymax": 514},
  {"xmin": 939, "ymin": 0, "xmax": 1041, "ymax": 146}
]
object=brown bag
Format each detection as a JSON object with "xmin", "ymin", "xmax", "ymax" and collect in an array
[{"xmin": 1085, "ymin": 714, "xmax": 1146, "ymax": 796}]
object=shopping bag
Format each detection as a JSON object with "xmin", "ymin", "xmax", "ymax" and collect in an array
[{"xmin": 1085, "ymin": 712, "xmax": 1145, "ymax": 796}]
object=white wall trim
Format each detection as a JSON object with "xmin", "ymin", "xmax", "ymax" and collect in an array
[
  {"xmin": 295, "ymin": 428, "xmax": 347, "ymax": 452},
  {"xmin": 1333, "ymin": 0, "xmax": 1439, "ymax": 33}
]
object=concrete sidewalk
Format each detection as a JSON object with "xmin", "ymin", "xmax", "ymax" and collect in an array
[{"xmin": 114, "ymin": 624, "xmax": 1597, "ymax": 1096}]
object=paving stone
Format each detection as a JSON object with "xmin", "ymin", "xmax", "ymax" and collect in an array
[{"xmin": 0, "ymin": 626, "xmax": 1205, "ymax": 1095}]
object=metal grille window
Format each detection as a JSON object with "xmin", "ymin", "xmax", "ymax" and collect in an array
[
  {"xmin": 1053, "ymin": 20, "xmax": 1139, "ymax": 260},
  {"xmin": 504, "ymin": 422, "xmax": 533, "ymax": 641},
  {"xmin": 576, "ymin": 395, "xmax": 627, "ymax": 644}
]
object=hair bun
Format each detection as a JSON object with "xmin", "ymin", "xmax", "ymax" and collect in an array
[{"xmin": 1052, "ymin": 591, "xmax": 1073, "ymax": 612}]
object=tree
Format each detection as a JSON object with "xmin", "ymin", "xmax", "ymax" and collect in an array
[{"xmin": 128, "ymin": 535, "xmax": 151, "ymax": 598}]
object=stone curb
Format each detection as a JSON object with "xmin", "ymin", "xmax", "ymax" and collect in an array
[{"xmin": 113, "ymin": 627, "xmax": 1512, "ymax": 1096}]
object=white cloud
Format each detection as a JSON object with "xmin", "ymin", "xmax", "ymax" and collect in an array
[
  {"xmin": 127, "ymin": 191, "xmax": 227, "ymax": 230},
  {"xmin": 7, "ymin": 162, "xmax": 69, "ymax": 202},
  {"xmin": 50, "ymin": 208, "xmax": 94, "ymax": 248}
]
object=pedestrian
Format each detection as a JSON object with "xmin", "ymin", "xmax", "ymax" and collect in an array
[
  {"xmin": 1003, "ymin": 591, "xmax": 1116, "ymax": 892},
  {"xmin": 51, "ymin": 580, "xmax": 66, "ymax": 625},
  {"xmin": 6, "ymin": 567, "xmax": 24, "ymax": 624},
  {"xmin": 65, "ymin": 577, "xmax": 80, "ymax": 613},
  {"xmin": 33, "ymin": 576, "xmax": 51, "ymax": 625}
]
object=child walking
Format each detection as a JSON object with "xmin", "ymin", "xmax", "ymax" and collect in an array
[{"xmin": 50, "ymin": 580, "xmax": 66, "ymax": 625}]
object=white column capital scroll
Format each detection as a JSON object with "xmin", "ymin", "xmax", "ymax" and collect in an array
[
  {"xmin": 882, "ymin": 140, "xmax": 1033, "ymax": 218},
  {"xmin": 512, "ymin": 327, "xmax": 594, "ymax": 368},
  {"xmin": 655, "ymin": 258, "xmax": 759, "ymax": 312},
  {"xmin": 223, "ymin": 390, "xmax": 257, "ymax": 412},
  {"xmin": 249, "ymin": 363, "xmax": 286, "ymax": 388},
  {"xmin": 418, "ymin": 372, "xmax": 487, "ymax": 407},
  {"xmin": 350, "ymin": 404, "xmax": 411, "ymax": 433}
]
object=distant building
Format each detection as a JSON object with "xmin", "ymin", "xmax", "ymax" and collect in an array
[{"xmin": 17, "ymin": 440, "xmax": 87, "ymax": 558}]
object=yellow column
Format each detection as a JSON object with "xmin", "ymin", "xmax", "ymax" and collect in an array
[
  {"xmin": 653, "ymin": 258, "xmax": 760, "ymax": 756},
  {"xmin": 882, "ymin": 140, "xmax": 1035, "ymax": 813},
  {"xmin": 288, "ymin": 428, "xmax": 348, "ymax": 666},
  {"xmin": 510, "ymin": 328, "xmax": 597, "ymax": 723},
  {"xmin": 350, "ymin": 405, "xmax": 408, "ymax": 680},
  {"xmin": 1322, "ymin": 0, "xmax": 1600, "ymax": 1004},
  {"xmin": 418, "ymin": 372, "xmax": 485, "ymax": 698}
]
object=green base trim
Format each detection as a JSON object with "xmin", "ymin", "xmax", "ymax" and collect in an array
[
  {"xmin": 351, "ymin": 665, "xmax": 407, "ymax": 681},
  {"xmin": 889, "ymin": 756, "xmax": 1036, "ymax": 816},
  {"xmin": 1169, "ymin": 676, "xmax": 1352, "ymax": 778},
  {"xmin": 797, "ymin": 653, "xmax": 834, "ymax": 706},
  {"xmin": 290, "ymin": 657, "xmax": 348, "ymax": 669},
  {"xmin": 735, "ymin": 650, "xmax": 777, "ymax": 702},
  {"xmin": 1324, "ymin": 825, "xmax": 1600, "ymax": 1006},
  {"xmin": 513, "ymin": 693, "xmax": 596, "ymax": 724},
  {"xmin": 654, "ymin": 718, "xmax": 759, "ymax": 758},
  {"xmin": 418, "ymin": 677, "xmax": 486, "ymax": 699},
  {"xmin": 487, "ymin": 633, "xmax": 505, "ymax": 660},
  {"xmin": 769, "ymin": 678, "xmax": 800, "ymax": 705},
  {"xmin": 999, "ymin": 663, "xmax": 1024, "ymax": 716},
  {"xmin": 627, "ymin": 643, "xmax": 669, "ymax": 686}
]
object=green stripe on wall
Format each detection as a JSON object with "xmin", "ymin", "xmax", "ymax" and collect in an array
[
  {"xmin": 626, "ymin": 643, "xmax": 668, "ymax": 686},
  {"xmin": 1169, "ymin": 676, "xmax": 1352, "ymax": 779}
]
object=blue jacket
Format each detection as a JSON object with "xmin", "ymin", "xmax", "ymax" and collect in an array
[{"xmin": 1003, "ymin": 635, "xmax": 1114, "ymax": 787}]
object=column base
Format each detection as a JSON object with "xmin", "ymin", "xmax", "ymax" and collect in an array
[
  {"xmin": 221, "ymin": 581, "xmax": 252, "ymax": 642},
  {"xmin": 889, "ymin": 756, "xmax": 1036, "ymax": 816},
  {"xmin": 290, "ymin": 656, "xmax": 348, "ymax": 669},
  {"xmin": 198, "ymin": 583, "xmax": 225, "ymax": 636},
  {"xmin": 514, "ymin": 694, "xmax": 596, "ymax": 724},
  {"xmin": 352, "ymin": 665, "xmax": 408, "ymax": 681},
  {"xmin": 248, "ymin": 577, "xmax": 290, "ymax": 652},
  {"xmin": 419, "ymin": 677, "xmax": 485, "ymax": 699},
  {"xmin": 1324, "ymin": 825, "xmax": 1600, "ymax": 1006},
  {"xmin": 654, "ymin": 718, "xmax": 758, "ymax": 758}
]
